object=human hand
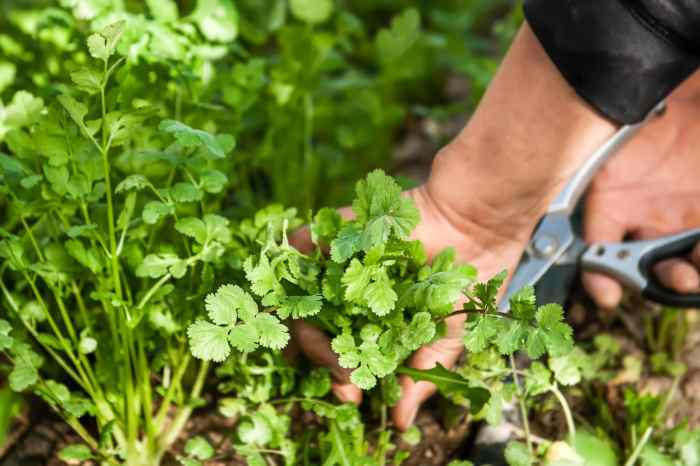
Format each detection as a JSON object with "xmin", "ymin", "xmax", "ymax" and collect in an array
[
  {"xmin": 583, "ymin": 73, "xmax": 700, "ymax": 309},
  {"xmin": 289, "ymin": 22, "xmax": 621, "ymax": 431},
  {"xmin": 288, "ymin": 145, "xmax": 544, "ymax": 431}
]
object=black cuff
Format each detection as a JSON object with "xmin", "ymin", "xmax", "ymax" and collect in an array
[{"xmin": 524, "ymin": 0, "xmax": 700, "ymax": 123}]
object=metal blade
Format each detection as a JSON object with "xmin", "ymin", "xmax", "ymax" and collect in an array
[{"xmin": 499, "ymin": 212, "xmax": 575, "ymax": 311}]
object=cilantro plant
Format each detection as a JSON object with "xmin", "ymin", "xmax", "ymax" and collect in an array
[{"xmin": 0, "ymin": 21, "xmax": 244, "ymax": 465}]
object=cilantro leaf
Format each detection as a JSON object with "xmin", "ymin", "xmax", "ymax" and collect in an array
[
  {"xmin": 277, "ymin": 295, "xmax": 323, "ymax": 320},
  {"xmin": 252, "ymin": 314, "xmax": 289, "ymax": 350},
  {"xmin": 159, "ymin": 120, "xmax": 235, "ymax": 159},
  {"xmin": 188, "ymin": 321, "xmax": 231, "ymax": 363},
  {"xmin": 290, "ymin": 0, "xmax": 333, "ymax": 24},
  {"xmin": 205, "ymin": 284, "xmax": 257, "ymax": 325},
  {"xmin": 365, "ymin": 267, "xmax": 397, "ymax": 316},
  {"xmin": 352, "ymin": 170, "xmax": 420, "ymax": 250},
  {"xmin": 330, "ymin": 223, "xmax": 362, "ymax": 263}
]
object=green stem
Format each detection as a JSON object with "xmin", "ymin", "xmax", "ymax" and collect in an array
[
  {"xmin": 510, "ymin": 355, "xmax": 533, "ymax": 455},
  {"xmin": 623, "ymin": 427, "xmax": 653, "ymax": 466},
  {"xmin": 303, "ymin": 93, "xmax": 314, "ymax": 211},
  {"xmin": 157, "ymin": 361, "xmax": 209, "ymax": 457},
  {"xmin": 550, "ymin": 384, "xmax": 576, "ymax": 445},
  {"xmin": 136, "ymin": 274, "xmax": 171, "ymax": 310},
  {"xmin": 20, "ymin": 216, "xmax": 44, "ymax": 262},
  {"xmin": 100, "ymin": 80, "xmax": 122, "ymax": 300},
  {"xmin": 154, "ymin": 351, "xmax": 191, "ymax": 430}
]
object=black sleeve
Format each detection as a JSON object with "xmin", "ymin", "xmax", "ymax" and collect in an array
[{"xmin": 524, "ymin": 0, "xmax": 700, "ymax": 123}]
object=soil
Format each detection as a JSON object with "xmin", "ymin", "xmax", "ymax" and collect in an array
[{"xmin": 0, "ymin": 401, "xmax": 473, "ymax": 466}]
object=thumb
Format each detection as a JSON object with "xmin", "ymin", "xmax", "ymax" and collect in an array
[
  {"xmin": 392, "ymin": 315, "xmax": 466, "ymax": 431},
  {"xmin": 290, "ymin": 320, "xmax": 363, "ymax": 404},
  {"xmin": 582, "ymin": 205, "xmax": 626, "ymax": 310}
]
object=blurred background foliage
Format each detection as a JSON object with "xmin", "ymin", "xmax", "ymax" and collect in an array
[{"xmin": 0, "ymin": 0, "xmax": 522, "ymax": 215}]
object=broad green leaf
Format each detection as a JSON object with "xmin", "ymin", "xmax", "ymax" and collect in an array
[
  {"xmin": 59, "ymin": 445, "xmax": 94, "ymax": 461},
  {"xmin": 142, "ymin": 201, "xmax": 175, "ymax": 224},
  {"xmin": 199, "ymin": 169, "xmax": 227, "ymax": 193},
  {"xmin": 404, "ymin": 312, "xmax": 436, "ymax": 349},
  {"xmin": 397, "ymin": 363, "xmax": 490, "ymax": 412},
  {"xmin": 57, "ymin": 95, "xmax": 89, "ymax": 133},
  {"xmin": 70, "ymin": 67, "xmax": 103, "ymax": 94},
  {"xmin": 115, "ymin": 174, "xmax": 150, "ymax": 193},
  {"xmin": 159, "ymin": 119, "xmax": 234, "ymax": 159},
  {"xmin": 376, "ymin": 9, "xmax": 421, "ymax": 64},
  {"xmin": 290, "ymin": 0, "xmax": 333, "ymax": 24},
  {"xmin": 184, "ymin": 436, "xmax": 214, "ymax": 460},
  {"xmin": 192, "ymin": 0, "xmax": 239, "ymax": 42},
  {"xmin": 171, "ymin": 182, "xmax": 203, "ymax": 203},
  {"xmin": 301, "ymin": 368, "xmax": 331, "ymax": 398},
  {"xmin": 176, "ymin": 217, "xmax": 207, "ymax": 244},
  {"xmin": 572, "ymin": 431, "xmax": 618, "ymax": 466},
  {"xmin": 146, "ymin": 0, "xmax": 178, "ymax": 22},
  {"xmin": 505, "ymin": 441, "xmax": 534, "ymax": 466}
]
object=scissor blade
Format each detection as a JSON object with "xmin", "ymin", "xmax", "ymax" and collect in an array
[{"xmin": 499, "ymin": 212, "xmax": 576, "ymax": 312}]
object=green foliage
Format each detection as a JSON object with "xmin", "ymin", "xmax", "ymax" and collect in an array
[{"xmin": 0, "ymin": 1, "xmax": 527, "ymax": 465}]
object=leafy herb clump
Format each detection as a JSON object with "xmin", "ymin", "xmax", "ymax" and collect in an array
[{"xmin": 189, "ymin": 170, "xmax": 481, "ymax": 396}]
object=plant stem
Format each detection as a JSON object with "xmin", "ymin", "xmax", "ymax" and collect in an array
[
  {"xmin": 510, "ymin": 355, "xmax": 533, "ymax": 455},
  {"xmin": 623, "ymin": 427, "xmax": 653, "ymax": 466},
  {"xmin": 154, "ymin": 351, "xmax": 191, "ymax": 430},
  {"xmin": 20, "ymin": 216, "xmax": 44, "ymax": 262},
  {"xmin": 550, "ymin": 384, "xmax": 576, "ymax": 445},
  {"xmin": 100, "ymin": 79, "xmax": 122, "ymax": 300},
  {"xmin": 158, "ymin": 361, "xmax": 209, "ymax": 456}
]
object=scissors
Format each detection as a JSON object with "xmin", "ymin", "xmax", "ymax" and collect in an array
[{"xmin": 501, "ymin": 101, "xmax": 700, "ymax": 311}]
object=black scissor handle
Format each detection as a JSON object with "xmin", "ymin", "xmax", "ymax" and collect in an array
[
  {"xmin": 582, "ymin": 228, "xmax": 700, "ymax": 308},
  {"xmin": 639, "ymin": 228, "xmax": 700, "ymax": 308}
]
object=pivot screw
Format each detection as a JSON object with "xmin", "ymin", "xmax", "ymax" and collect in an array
[{"xmin": 533, "ymin": 235, "xmax": 558, "ymax": 258}]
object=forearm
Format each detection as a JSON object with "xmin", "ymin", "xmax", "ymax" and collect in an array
[{"xmin": 426, "ymin": 23, "xmax": 616, "ymax": 239}]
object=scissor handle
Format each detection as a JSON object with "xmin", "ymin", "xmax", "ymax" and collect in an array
[
  {"xmin": 582, "ymin": 228, "xmax": 700, "ymax": 308},
  {"xmin": 639, "ymin": 229, "xmax": 700, "ymax": 308}
]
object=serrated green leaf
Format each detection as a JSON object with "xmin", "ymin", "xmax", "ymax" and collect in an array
[
  {"xmin": 188, "ymin": 320, "xmax": 231, "ymax": 362},
  {"xmin": 366, "ymin": 267, "xmax": 397, "ymax": 316},
  {"xmin": 330, "ymin": 223, "xmax": 362, "ymax": 263},
  {"xmin": 206, "ymin": 284, "xmax": 257, "ymax": 325},
  {"xmin": 277, "ymin": 295, "xmax": 323, "ymax": 319},
  {"xmin": 252, "ymin": 314, "xmax": 289, "ymax": 350},
  {"xmin": 116, "ymin": 174, "xmax": 150, "ymax": 193},
  {"xmin": 228, "ymin": 322, "xmax": 258, "ymax": 352},
  {"xmin": 171, "ymin": 182, "xmax": 203, "ymax": 203}
]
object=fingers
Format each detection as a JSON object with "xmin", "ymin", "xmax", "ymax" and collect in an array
[
  {"xmin": 290, "ymin": 321, "xmax": 362, "ymax": 404},
  {"xmin": 582, "ymin": 205, "xmax": 627, "ymax": 309},
  {"xmin": 392, "ymin": 315, "xmax": 466, "ymax": 431},
  {"xmin": 581, "ymin": 272, "xmax": 624, "ymax": 310},
  {"xmin": 653, "ymin": 258, "xmax": 700, "ymax": 293}
]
